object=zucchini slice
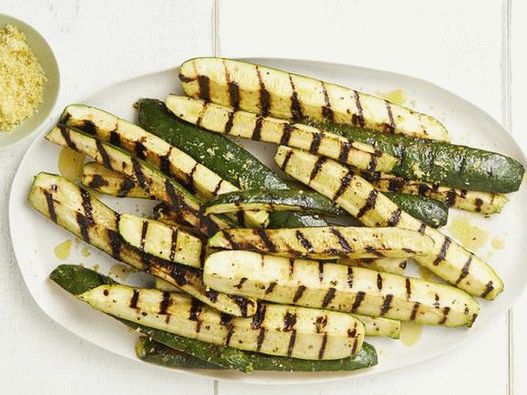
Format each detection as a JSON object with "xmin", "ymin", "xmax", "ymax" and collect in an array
[
  {"xmin": 353, "ymin": 315, "xmax": 401, "ymax": 339},
  {"xmin": 118, "ymin": 214, "xmax": 204, "ymax": 268},
  {"xmin": 46, "ymin": 126, "xmax": 232, "ymax": 236},
  {"xmin": 60, "ymin": 104, "xmax": 268, "ymax": 228},
  {"xmin": 208, "ymin": 227, "xmax": 434, "ymax": 260},
  {"xmin": 361, "ymin": 172, "xmax": 508, "ymax": 215},
  {"xmin": 204, "ymin": 250, "xmax": 480, "ymax": 327},
  {"xmin": 167, "ymin": 95, "xmax": 398, "ymax": 173},
  {"xmin": 29, "ymin": 173, "xmax": 257, "ymax": 317},
  {"xmin": 205, "ymin": 189, "xmax": 342, "ymax": 216},
  {"xmin": 275, "ymin": 146, "xmax": 504, "ymax": 300},
  {"xmin": 341, "ymin": 258, "xmax": 408, "ymax": 276},
  {"xmin": 179, "ymin": 57, "xmax": 449, "ymax": 141},
  {"xmin": 78, "ymin": 283, "xmax": 365, "ymax": 360},
  {"xmin": 81, "ymin": 162, "xmax": 150, "ymax": 199}
]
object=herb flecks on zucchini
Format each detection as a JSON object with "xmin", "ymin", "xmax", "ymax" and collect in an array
[
  {"xmin": 204, "ymin": 250, "xmax": 480, "ymax": 327},
  {"xmin": 208, "ymin": 227, "xmax": 434, "ymax": 260},
  {"xmin": 30, "ymin": 173, "xmax": 257, "ymax": 317},
  {"xmin": 319, "ymin": 121, "xmax": 524, "ymax": 194},
  {"xmin": 167, "ymin": 95, "xmax": 399, "ymax": 173},
  {"xmin": 179, "ymin": 57, "xmax": 449, "ymax": 141},
  {"xmin": 275, "ymin": 147, "xmax": 503, "ymax": 300},
  {"xmin": 205, "ymin": 189, "xmax": 342, "ymax": 216}
]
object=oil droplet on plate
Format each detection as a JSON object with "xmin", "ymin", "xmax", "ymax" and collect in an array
[
  {"xmin": 54, "ymin": 239, "xmax": 72, "ymax": 260},
  {"xmin": 376, "ymin": 89, "xmax": 406, "ymax": 105},
  {"xmin": 109, "ymin": 263, "xmax": 134, "ymax": 281},
  {"xmin": 400, "ymin": 322, "xmax": 422, "ymax": 346},
  {"xmin": 491, "ymin": 237, "xmax": 505, "ymax": 250},
  {"xmin": 58, "ymin": 147, "xmax": 85, "ymax": 182},
  {"xmin": 448, "ymin": 215, "xmax": 489, "ymax": 252}
]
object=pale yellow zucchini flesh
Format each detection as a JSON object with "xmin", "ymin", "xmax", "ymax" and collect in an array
[
  {"xmin": 353, "ymin": 314, "xmax": 401, "ymax": 339},
  {"xmin": 28, "ymin": 173, "xmax": 257, "ymax": 317},
  {"xmin": 61, "ymin": 104, "xmax": 268, "ymax": 228},
  {"xmin": 359, "ymin": 172, "xmax": 508, "ymax": 215},
  {"xmin": 275, "ymin": 146, "xmax": 503, "ymax": 300},
  {"xmin": 166, "ymin": 95, "xmax": 399, "ymax": 173},
  {"xmin": 118, "ymin": 214, "xmax": 204, "ymax": 269},
  {"xmin": 208, "ymin": 227, "xmax": 434, "ymax": 260},
  {"xmin": 203, "ymin": 250, "xmax": 480, "ymax": 327},
  {"xmin": 179, "ymin": 57, "xmax": 449, "ymax": 141},
  {"xmin": 340, "ymin": 258, "xmax": 408, "ymax": 276},
  {"xmin": 79, "ymin": 284, "xmax": 365, "ymax": 360},
  {"xmin": 81, "ymin": 162, "xmax": 150, "ymax": 199}
]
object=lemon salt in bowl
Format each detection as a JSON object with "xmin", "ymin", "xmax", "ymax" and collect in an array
[{"xmin": 0, "ymin": 14, "xmax": 59, "ymax": 149}]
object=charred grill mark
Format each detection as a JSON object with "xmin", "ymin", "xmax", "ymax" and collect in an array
[
  {"xmin": 418, "ymin": 183, "xmax": 430, "ymax": 196},
  {"xmin": 179, "ymin": 73, "xmax": 194, "ymax": 83},
  {"xmin": 80, "ymin": 189, "xmax": 94, "ymax": 224},
  {"xmin": 456, "ymin": 256, "xmax": 472, "ymax": 284},
  {"xmin": 189, "ymin": 299, "xmax": 203, "ymax": 323},
  {"xmin": 351, "ymin": 338, "xmax": 359, "ymax": 355},
  {"xmin": 76, "ymin": 212, "xmax": 90, "ymax": 242},
  {"xmin": 256, "ymin": 327, "xmax": 266, "ymax": 352},
  {"xmin": 197, "ymin": 75, "xmax": 211, "ymax": 101},
  {"xmin": 321, "ymin": 82, "xmax": 334, "ymax": 122},
  {"xmin": 309, "ymin": 132, "xmax": 323, "ymax": 154},
  {"xmin": 109, "ymin": 130, "xmax": 121, "ymax": 147},
  {"xmin": 309, "ymin": 156, "xmax": 327, "ymax": 183},
  {"xmin": 295, "ymin": 230, "xmax": 313, "ymax": 251},
  {"xmin": 365, "ymin": 246, "xmax": 383, "ymax": 257},
  {"xmin": 287, "ymin": 330, "xmax": 297, "ymax": 357},
  {"xmin": 322, "ymin": 288, "xmax": 336, "ymax": 308},
  {"xmin": 330, "ymin": 227, "xmax": 352, "ymax": 252},
  {"xmin": 405, "ymin": 278, "xmax": 412, "ymax": 299},
  {"xmin": 117, "ymin": 178, "xmax": 135, "ymax": 198},
  {"xmin": 221, "ymin": 231, "xmax": 239, "ymax": 250},
  {"xmin": 159, "ymin": 292, "xmax": 171, "ymax": 315},
  {"xmin": 347, "ymin": 266, "xmax": 354, "ymax": 288},
  {"xmin": 446, "ymin": 189, "xmax": 457, "ymax": 207},
  {"xmin": 292, "ymin": 285, "xmax": 306, "ymax": 303},
  {"xmin": 159, "ymin": 149, "xmax": 172, "ymax": 176},
  {"xmin": 139, "ymin": 220, "xmax": 148, "ymax": 250},
  {"xmin": 224, "ymin": 110, "xmax": 235, "ymax": 135},
  {"xmin": 284, "ymin": 312, "xmax": 297, "ymax": 331},
  {"xmin": 224, "ymin": 324, "xmax": 235, "ymax": 346},
  {"xmin": 169, "ymin": 228, "xmax": 179, "ymax": 262},
  {"xmin": 318, "ymin": 261, "xmax": 325, "ymax": 282},
  {"xmin": 265, "ymin": 282, "xmax": 277, "ymax": 295},
  {"xmin": 384, "ymin": 101, "xmax": 396, "ymax": 133},
  {"xmin": 289, "ymin": 75, "xmax": 304, "ymax": 121},
  {"xmin": 236, "ymin": 210, "xmax": 245, "ymax": 227},
  {"xmin": 318, "ymin": 333, "xmax": 328, "ymax": 359},
  {"xmin": 88, "ymin": 174, "xmax": 108, "ymax": 189},
  {"xmin": 352, "ymin": 91, "xmax": 365, "ymax": 128},
  {"xmin": 256, "ymin": 66, "xmax": 270, "ymax": 116},
  {"xmin": 228, "ymin": 82, "xmax": 240, "ymax": 109},
  {"xmin": 418, "ymin": 223, "xmax": 427, "ymax": 235},
  {"xmin": 357, "ymin": 190, "xmax": 378, "ymax": 218},
  {"xmin": 251, "ymin": 304, "xmax": 267, "ymax": 329},
  {"xmin": 229, "ymin": 294, "xmax": 252, "ymax": 317},
  {"xmin": 388, "ymin": 208, "xmax": 402, "ymax": 227},
  {"xmin": 107, "ymin": 229, "xmax": 122, "ymax": 260},
  {"xmin": 131, "ymin": 158, "xmax": 147, "ymax": 190},
  {"xmin": 338, "ymin": 141, "xmax": 352, "ymax": 163},
  {"xmin": 480, "ymin": 281, "xmax": 494, "ymax": 298},
  {"xmin": 280, "ymin": 123, "xmax": 294, "ymax": 146},
  {"xmin": 376, "ymin": 273, "xmax": 383, "ymax": 290},
  {"xmin": 333, "ymin": 170, "xmax": 354, "ymax": 201},
  {"xmin": 351, "ymin": 291, "xmax": 365, "ymax": 312},
  {"xmin": 134, "ymin": 141, "xmax": 147, "ymax": 160},
  {"xmin": 367, "ymin": 156, "xmax": 378, "ymax": 173},
  {"xmin": 206, "ymin": 289, "xmax": 218, "ymax": 302},
  {"xmin": 129, "ymin": 289, "xmax": 140, "ymax": 309},
  {"xmin": 164, "ymin": 180, "xmax": 183, "ymax": 212},
  {"xmin": 433, "ymin": 237, "xmax": 451, "ymax": 266},
  {"xmin": 96, "ymin": 140, "xmax": 112, "ymax": 169},
  {"xmin": 280, "ymin": 150, "xmax": 294, "ymax": 171},
  {"xmin": 234, "ymin": 277, "xmax": 247, "ymax": 289},
  {"xmin": 59, "ymin": 125, "xmax": 77, "ymax": 150},
  {"xmin": 256, "ymin": 229, "xmax": 276, "ymax": 252},
  {"xmin": 251, "ymin": 116, "xmax": 263, "ymax": 140},
  {"xmin": 438, "ymin": 306, "xmax": 451, "ymax": 325},
  {"xmin": 212, "ymin": 179, "xmax": 224, "ymax": 196},
  {"xmin": 474, "ymin": 198, "xmax": 483, "ymax": 212},
  {"xmin": 187, "ymin": 164, "xmax": 198, "ymax": 193},
  {"xmin": 410, "ymin": 302, "xmax": 420, "ymax": 321},
  {"xmin": 388, "ymin": 177, "xmax": 404, "ymax": 192},
  {"xmin": 170, "ymin": 264, "xmax": 189, "ymax": 286},
  {"xmin": 288, "ymin": 258, "xmax": 295, "ymax": 277},
  {"xmin": 377, "ymin": 293, "xmax": 392, "ymax": 315}
]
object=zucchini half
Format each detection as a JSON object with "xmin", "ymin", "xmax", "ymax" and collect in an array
[
  {"xmin": 61, "ymin": 104, "xmax": 268, "ymax": 228},
  {"xmin": 179, "ymin": 57, "xmax": 449, "ymax": 141},
  {"xmin": 167, "ymin": 95, "xmax": 398, "ymax": 173},
  {"xmin": 204, "ymin": 250, "xmax": 480, "ymax": 327},
  {"xmin": 208, "ymin": 227, "xmax": 434, "ymax": 260},
  {"xmin": 29, "ymin": 173, "xmax": 257, "ymax": 317},
  {"xmin": 46, "ymin": 126, "xmax": 233, "ymax": 236},
  {"xmin": 78, "ymin": 283, "xmax": 365, "ymax": 360},
  {"xmin": 275, "ymin": 146, "xmax": 503, "ymax": 300}
]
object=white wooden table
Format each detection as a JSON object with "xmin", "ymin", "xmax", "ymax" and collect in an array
[{"xmin": 0, "ymin": 1, "xmax": 525, "ymax": 393}]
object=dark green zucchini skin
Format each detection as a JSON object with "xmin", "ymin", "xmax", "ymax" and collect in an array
[
  {"xmin": 137, "ymin": 337, "xmax": 377, "ymax": 372},
  {"xmin": 384, "ymin": 192, "xmax": 448, "ymax": 227},
  {"xmin": 137, "ymin": 99, "xmax": 328, "ymax": 228},
  {"xmin": 207, "ymin": 189, "xmax": 342, "ymax": 216},
  {"xmin": 317, "ymin": 122, "xmax": 525, "ymax": 193}
]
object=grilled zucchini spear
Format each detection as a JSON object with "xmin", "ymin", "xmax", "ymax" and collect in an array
[
  {"xmin": 359, "ymin": 172, "xmax": 508, "ymax": 215},
  {"xmin": 60, "ymin": 104, "xmax": 267, "ymax": 228},
  {"xmin": 29, "ymin": 173, "xmax": 256, "ymax": 317},
  {"xmin": 275, "ymin": 147, "xmax": 503, "ymax": 300},
  {"xmin": 46, "ymin": 126, "xmax": 232, "ymax": 236},
  {"xmin": 167, "ymin": 96, "xmax": 399, "ymax": 173},
  {"xmin": 204, "ymin": 251, "xmax": 480, "ymax": 327},
  {"xmin": 179, "ymin": 57, "xmax": 449, "ymax": 141},
  {"xmin": 208, "ymin": 227, "xmax": 434, "ymax": 260}
]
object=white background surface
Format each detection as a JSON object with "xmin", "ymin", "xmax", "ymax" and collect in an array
[{"xmin": 0, "ymin": 1, "xmax": 525, "ymax": 394}]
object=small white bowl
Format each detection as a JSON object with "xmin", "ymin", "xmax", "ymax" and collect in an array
[{"xmin": 0, "ymin": 14, "xmax": 60, "ymax": 149}]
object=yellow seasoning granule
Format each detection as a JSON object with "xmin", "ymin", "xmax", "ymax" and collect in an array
[{"xmin": 0, "ymin": 24, "xmax": 47, "ymax": 131}]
